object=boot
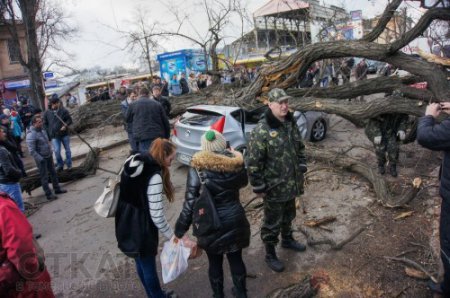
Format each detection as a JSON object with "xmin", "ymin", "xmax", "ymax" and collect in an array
[
  {"xmin": 209, "ymin": 276, "xmax": 224, "ymax": 298},
  {"xmin": 281, "ymin": 237, "xmax": 306, "ymax": 252},
  {"xmin": 378, "ymin": 164, "xmax": 385, "ymax": 175},
  {"xmin": 265, "ymin": 244, "xmax": 284, "ymax": 272},
  {"xmin": 231, "ymin": 274, "xmax": 247, "ymax": 298},
  {"xmin": 389, "ymin": 164, "xmax": 398, "ymax": 177}
]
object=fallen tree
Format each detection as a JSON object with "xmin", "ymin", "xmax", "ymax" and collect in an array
[{"xmin": 21, "ymin": 148, "xmax": 99, "ymax": 194}]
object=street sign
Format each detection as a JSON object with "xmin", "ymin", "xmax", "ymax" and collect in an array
[{"xmin": 43, "ymin": 72, "xmax": 54, "ymax": 79}]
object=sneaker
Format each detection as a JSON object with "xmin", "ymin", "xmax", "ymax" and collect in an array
[
  {"xmin": 378, "ymin": 165, "xmax": 385, "ymax": 175},
  {"xmin": 56, "ymin": 166, "xmax": 63, "ymax": 172},
  {"xmin": 55, "ymin": 189, "xmax": 67, "ymax": 194}
]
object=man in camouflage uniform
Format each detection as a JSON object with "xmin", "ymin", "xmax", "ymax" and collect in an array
[
  {"xmin": 246, "ymin": 88, "xmax": 307, "ymax": 273},
  {"xmin": 365, "ymin": 113, "xmax": 409, "ymax": 177}
]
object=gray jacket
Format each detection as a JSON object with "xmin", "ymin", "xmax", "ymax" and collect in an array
[
  {"xmin": 0, "ymin": 146, "xmax": 21, "ymax": 184},
  {"xmin": 125, "ymin": 96, "xmax": 170, "ymax": 142},
  {"xmin": 26, "ymin": 126, "xmax": 52, "ymax": 163}
]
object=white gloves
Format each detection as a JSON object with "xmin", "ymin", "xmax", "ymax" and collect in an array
[
  {"xmin": 397, "ymin": 130, "xmax": 406, "ymax": 141},
  {"xmin": 374, "ymin": 136, "xmax": 381, "ymax": 145}
]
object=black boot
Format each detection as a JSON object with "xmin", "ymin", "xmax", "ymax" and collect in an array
[
  {"xmin": 209, "ymin": 276, "xmax": 224, "ymax": 298},
  {"xmin": 378, "ymin": 164, "xmax": 385, "ymax": 175},
  {"xmin": 265, "ymin": 244, "xmax": 284, "ymax": 272},
  {"xmin": 281, "ymin": 237, "xmax": 306, "ymax": 252},
  {"xmin": 231, "ymin": 274, "xmax": 247, "ymax": 298},
  {"xmin": 389, "ymin": 164, "xmax": 397, "ymax": 177}
]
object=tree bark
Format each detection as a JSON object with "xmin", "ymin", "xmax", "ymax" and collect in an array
[{"xmin": 19, "ymin": 0, "xmax": 46, "ymax": 110}]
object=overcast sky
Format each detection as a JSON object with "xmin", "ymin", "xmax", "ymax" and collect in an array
[{"xmin": 58, "ymin": 0, "xmax": 422, "ymax": 73}]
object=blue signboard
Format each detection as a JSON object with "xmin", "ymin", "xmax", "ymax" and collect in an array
[
  {"xmin": 43, "ymin": 72, "xmax": 54, "ymax": 79},
  {"xmin": 157, "ymin": 49, "xmax": 207, "ymax": 82}
]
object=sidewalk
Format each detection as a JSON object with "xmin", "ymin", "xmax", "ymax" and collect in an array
[{"xmin": 22, "ymin": 126, "xmax": 129, "ymax": 175}]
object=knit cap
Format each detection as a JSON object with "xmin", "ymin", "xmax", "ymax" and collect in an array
[{"xmin": 201, "ymin": 130, "xmax": 227, "ymax": 152}]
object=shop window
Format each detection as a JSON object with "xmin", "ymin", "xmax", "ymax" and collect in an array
[{"xmin": 7, "ymin": 39, "xmax": 20, "ymax": 63}]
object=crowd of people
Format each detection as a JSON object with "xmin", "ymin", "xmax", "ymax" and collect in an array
[{"xmin": 0, "ymin": 93, "xmax": 75, "ymax": 297}]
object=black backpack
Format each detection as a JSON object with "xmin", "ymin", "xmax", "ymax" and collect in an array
[{"xmin": 192, "ymin": 171, "xmax": 221, "ymax": 237}]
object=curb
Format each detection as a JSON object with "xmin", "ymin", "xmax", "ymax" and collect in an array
[{"xmin": 25, "ymin": 139, "xmax": 129, "ymax": 176}]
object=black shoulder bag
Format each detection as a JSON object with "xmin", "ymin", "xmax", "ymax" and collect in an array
[{"xmin": 192, "ymin": 169, "xmax": 221, "ymax": 237}]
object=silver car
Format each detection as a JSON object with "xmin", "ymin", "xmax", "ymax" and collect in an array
[{"xmin": 171, "ymin": 105, "xmax": 329, "ymax": 165}]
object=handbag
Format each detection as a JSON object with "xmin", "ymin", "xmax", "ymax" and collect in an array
[
  {"xmin": 94, "ymin": 155, "xmax": 133, "ymax": 218},
  {"xmin": 94, "ymin": 176, "xmax": 121, "ymax": 218},
  {"xmin": 192, "ymin": 170, "xmax": 221, "ymax": 237}
]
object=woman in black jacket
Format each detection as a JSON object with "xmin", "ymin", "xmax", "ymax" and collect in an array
[
  {"xmin": 175, "ymin": 130, "xmax": 250, "ymax": 298},
  {"xmin": 115, "ymin": 138, "xmax": 177, "ymax": 298}
]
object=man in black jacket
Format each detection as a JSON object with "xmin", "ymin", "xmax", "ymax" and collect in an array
[
  {"xmin": 43, "ymin": 94, "xmax": 73, "ymax": 171},
  {"xmin": 126, "ymin": 87, "xmax": 170, "ymax": 152},
  {"xmin": 179, "ymin": 73, "xmax": 189, "ymax": 95},
  {"xmin": 417, "ymin": 101, "xmax": 450, "ymax": 296},
  {"xmin": 151, "ymin": 85, "xmax": 171, "ymax": 118}
]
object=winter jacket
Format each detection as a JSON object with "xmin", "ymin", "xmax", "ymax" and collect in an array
[
  {"xmin": 174, "ymin": 150, "xmax": 250, "ymax": 254},
  {"xmin": 125, "ymin": 96, "xmax": 170, "ymax": 142},
  {"xmin": 0, "ymin": 195, "xmax": 55, "ymax": 298},
  {"xmin": 417, "ymin": 115, "xmax": 450, "ymax": 201},
  {"xmin": 10, "ymin": 115, "xmax": 22, "ymax": 138},
  {"xmin": 43, "ymin": 107, "xmax": 72, "ymax": 139},
  {"xmin": 152, "ymin": 95, "xmax": 171, "ymax": 118},
  {"xmin": 0, "ymin": 146, "xmax": 21, "ymax": 184},
  {"xmin": 115, "ymin": 153, "xmax": 161, "ymax": 258},
  {"xmin": 26, "ymin": 127, "xmax": 52, "ymax": 163},
  {"xmin": 246, "ymin": 109, "xmax": 307, "ymax": 202},
  {"xmin": 179, "ymin": 77, "xmax": 189, "ymax": 94},
  {"xmin": 18, "ymin": 105, "xmax": 36, "ymax": 128}
]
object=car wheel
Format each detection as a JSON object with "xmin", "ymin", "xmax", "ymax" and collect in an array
[{"xmin": 310, "ymin": 119, "xmax": 326, "ymax": 142}]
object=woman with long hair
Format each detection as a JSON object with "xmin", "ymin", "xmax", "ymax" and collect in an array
[
  {"xmin": 115, "ymin": 138, "xmax": 176, "ymax": 298},
  {"xmin": 175, "ymin": 130, "xmax": 250, "ymax": 298}
]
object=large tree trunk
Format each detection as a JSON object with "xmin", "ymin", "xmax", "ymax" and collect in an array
[{"xmin": 19, "ymin": 0, "xmax": 46, "ymax": 110}]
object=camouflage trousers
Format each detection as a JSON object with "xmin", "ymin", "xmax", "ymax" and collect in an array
[
  {"xmin": 261, "ymin": 199, "xmax": 296, "ymax": 245},
  {"xmin": 374, "ymin": 134, "xmax": 399, "ymax": 165}
]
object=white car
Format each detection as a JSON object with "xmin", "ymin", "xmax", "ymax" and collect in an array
[{"xmin": 171, "ymin": 105, "xmax": 329, "ymax": 165}]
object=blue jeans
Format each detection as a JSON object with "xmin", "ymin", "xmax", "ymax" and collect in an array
[
  {"xmin": 135, "ymin": 255, "xmax": 165, "ymax": 298},
  {"xmin": 440, "ymin": 198, "xmax": 450, "ymax": 295},
  {"xmin": 52, "ymin": 135, "xmax": 72, "ymax": 169},
  {"xmin": 127, "ymin": 132, "xmax": 138, "ymax": 152},
  {"xmin": 0, "ymin": 183, "xmax": 24, "ymax": 212},
  {"xmin": 137, "ymin": 139, "xmax": 153, "ymax": 152}
]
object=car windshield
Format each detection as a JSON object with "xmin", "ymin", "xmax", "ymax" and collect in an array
[{"xmin": 180, "ymin": 109, "xmax": 223, "ymax": 126}]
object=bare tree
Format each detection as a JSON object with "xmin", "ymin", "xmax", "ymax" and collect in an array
[
  {"xmin": 149, "ymin": 0, "xmax": 251, "ymax": 84},
  {"xmin": 37, "ymin": 0, "xmax": 78, "ymax": 72},
  {"xmin": 0, "ymin": 0, "xmax": 77, "ymax": 109}
]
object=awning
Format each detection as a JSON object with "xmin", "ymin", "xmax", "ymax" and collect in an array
[{"xmin": 253, "ymin": 0, "xmax": 309, "ymax": 18}]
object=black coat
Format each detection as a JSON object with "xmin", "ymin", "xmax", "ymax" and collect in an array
[
  {"xmin": 417, "ymin": 115, "xmax": 450, "ymax": 201},
  {"xmin": 115, "ymin": 153, "xmax": 161, "ymax": 257},
  {"xmin": 43, "ymin": 107, "xmax": 72, "ymax": 139},
  {"xmin": 175, "ymin": 150, "xmax": 250, "ymax": 254},
  {"xmin": 179, "ymin": 78, "xmax": 189, "ymax": 94},
  {"xmin": 125, "ymin": 96, "xmax": 170, "ymax": 142}
]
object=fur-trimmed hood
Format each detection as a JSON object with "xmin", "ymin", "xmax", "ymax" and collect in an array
[
  {"xmin": 264, "ymin": 108, "xmax": 294, "ymax": 129},
  {"xmin": 191, "ymin": 150, "xmax": 244, "ymax": 173}
]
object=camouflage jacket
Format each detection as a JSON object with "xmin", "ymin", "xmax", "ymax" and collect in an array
[
  {"xmin": 365, "ymin": 113, "xmax": 409, "ymax": 141},
  {"xmin": 246, "ymin": 109, "xmax": 306, "ymax": 202}
]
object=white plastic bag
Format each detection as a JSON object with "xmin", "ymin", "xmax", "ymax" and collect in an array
[{"xmin": 160, "ymin": 239, "xmax": 191, "ymax": 284}]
